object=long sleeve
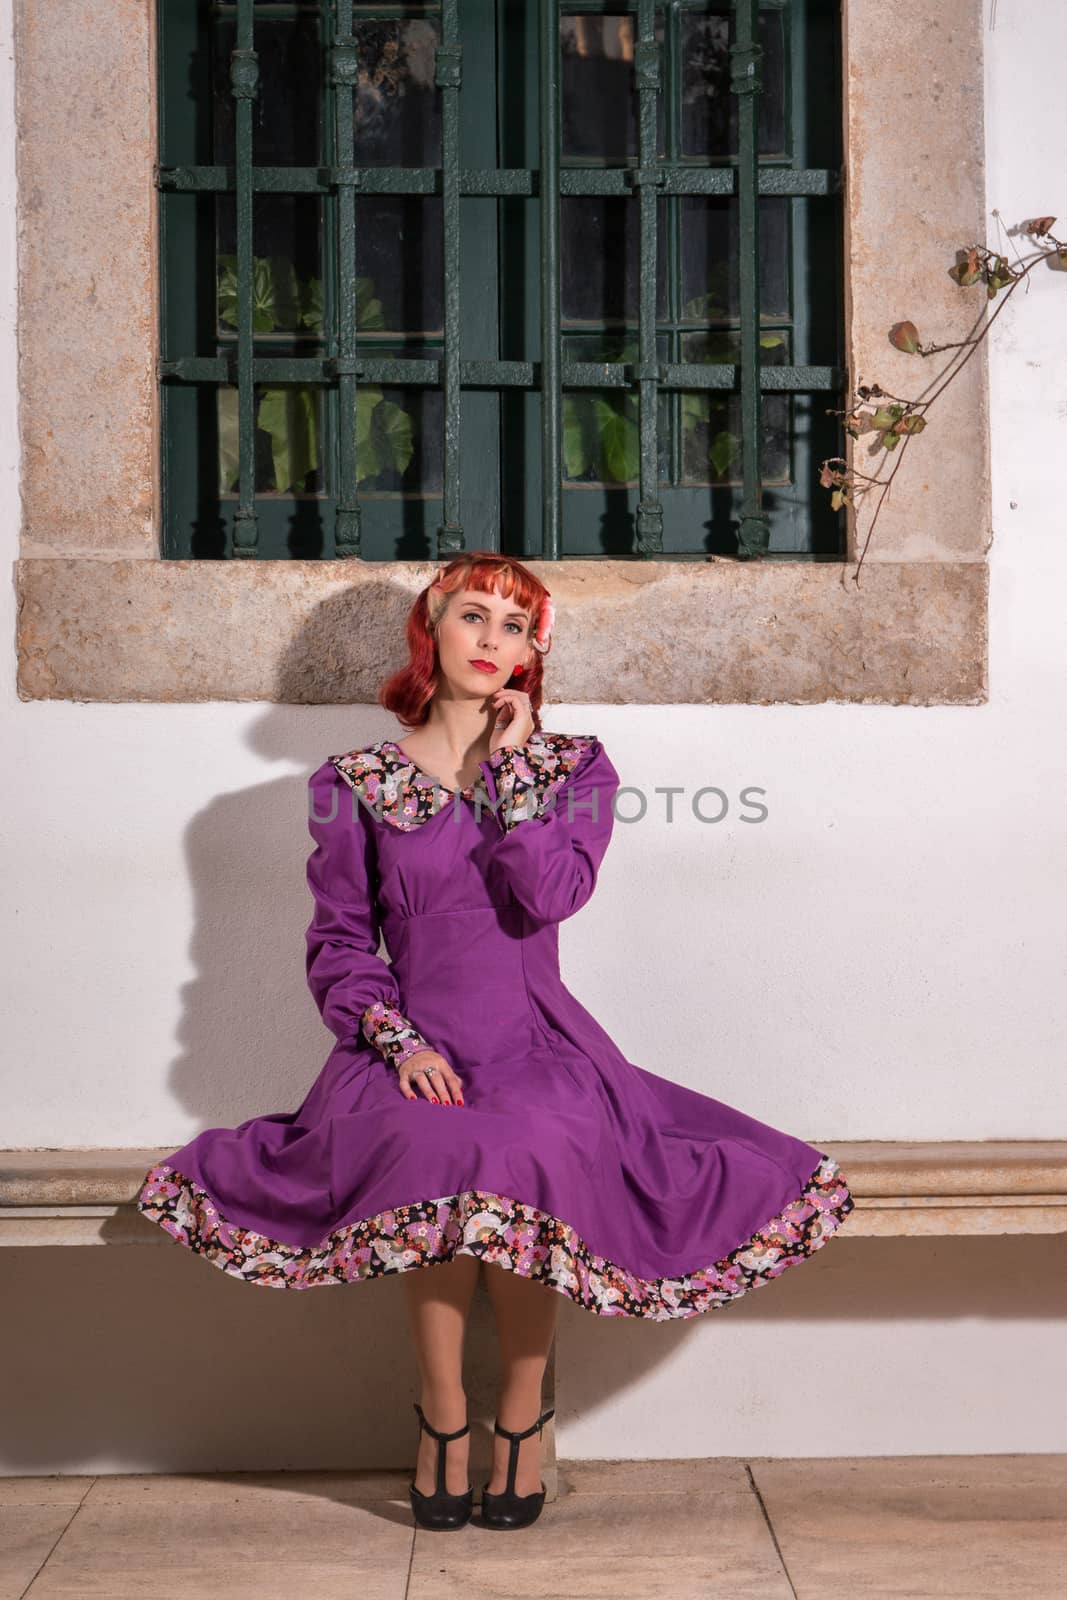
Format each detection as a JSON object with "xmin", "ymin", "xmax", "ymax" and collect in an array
[
  {"xmin": 478, "ymin": 736, "xmax": 620, "ymax": 925},
  {"xmin": 305, "ymin": 761, "xmax": 433, "ymax": 1071}
]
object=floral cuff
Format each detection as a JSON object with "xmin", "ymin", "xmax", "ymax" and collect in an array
[{"xmin": 360, "ymin": 999, "xmax": 433, "ymax": 1071}]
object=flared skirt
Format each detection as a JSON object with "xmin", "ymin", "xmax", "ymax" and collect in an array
[{"xmin": 136, "ymin": 1037, "xmax": 855, "ymax": 1321}]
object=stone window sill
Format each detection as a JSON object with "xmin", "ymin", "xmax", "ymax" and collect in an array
[{"xmin": 15, "ymin": 556, "xmax": 987, "ymax": 705}]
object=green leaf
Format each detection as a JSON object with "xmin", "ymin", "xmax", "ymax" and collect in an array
[
  {"xmin": 680, "ymin": 392, "xmax": 706, "ymax": 433},
  {"xmin": 268, "ymin": 257, "xmax": 301, "ymax": 330},
  {"xmin": 355, "ymin": 387, "xmax": 386, "ymax": 481},
  {"xmin": 356, "ymin": 276, "xmax": 386, "ymax": 331},
  {"xmin": 299, "ymin": 274, "xmax": 324, "ymax": 331},
  {"xmin": 563, "ymin": 395, "xmax": 592, "ymax": 478},
  {"xmin": 708, "ymin": 429, "xmax": 737, "ymax": 478},
  {"xmin": 217, "ymin": 256, "xmax": 238, "ymax": 330},
  {"xmin": 216, "ymin": 254, "xmax": 283, "ymax": 333},
  {"xmin": 217, "ymin": 387, "xmax": 240, "ymax": 494},
  {"xmin": 370, "ymin": 399, "xmax": 415, "ymax": 479},
  {"xmin": 592, "ymin": 397, "xmax": 639, "ymax": 483},
  {"xmin": 355, "ymin": 386, "xmax": 385, "ymax": 445},
  {"xmin": 253, "ymin": 259, "xmax": 277, "ymax": 333},
  {"xmin": 354, "ymin": 390, "xmax": 415, "ymax": 484},
  {"xmin": 871, "ymin": 404, "xmax": 904, "ymax": 431},
  {"xmin": 258, "ymin": 387, "xmax": 320, "ymax": 493}
]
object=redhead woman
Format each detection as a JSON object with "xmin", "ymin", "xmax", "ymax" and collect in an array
[{"xmin": 137, "ymin": 551, "xmax": 855, "ymax": 1532}]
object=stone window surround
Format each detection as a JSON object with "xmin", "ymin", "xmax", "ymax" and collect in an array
[{"xmin": 13, "ymin": 0, "xmax": 988, "ymax": 706}]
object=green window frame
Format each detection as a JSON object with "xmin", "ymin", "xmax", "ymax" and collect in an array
[{"xmin": 158, "ymin": 1, "xmax": 845, "ymax": 561}]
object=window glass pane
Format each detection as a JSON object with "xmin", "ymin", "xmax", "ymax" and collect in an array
[
  {"xmin": 213, "ymin": 15, "xmax": 321, "ymax": 166},
  {"xmin": 678, "ymin": 330, "xmax": 790, "ymax": 484},
  {"xmin": 215, "ymin": 375, "xmax": 443, "ymax": 501},
  {"xmin": 218, "ymin": 381, "xmax": 325, "ymax": 497},
  {"xmin": 352, "ymin": 361, "xmax": 444, "ymax": 496},
  {"xmin": 353, "ymin": 17, "xmax": 442, "ymax": 167},
  {"xmin": 680, "ymin": 196, "xmax": 789, "ymax": 322},
  {"xmin": 680, "ymin": 10, "xmax": 786, "ymax": 159},
  {"xmin": 353, "ymin": 198, "xmax": 443, "ymax": 335},
  {"xmin": 562, "ymin": 333, "xmax": 670, "ymax": 486},
  {"xmin": 562, "ymin": 197, "xmax": 668, "ymax": 325},
  {"xmin": 561, "ymin": 14, "xmax": 665, "ymax": 162},
  {"xmin": 215, "ymin": 194, "xmax": 325, "ymax": 339}
]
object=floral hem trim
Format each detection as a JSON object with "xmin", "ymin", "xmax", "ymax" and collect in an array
[{"xmin": 135, "ymin": 1156, "xmax": 855, "ymax": 1320}]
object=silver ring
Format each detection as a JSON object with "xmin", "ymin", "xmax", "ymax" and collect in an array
[{"xmin": 417, "ymin": 1065, "xmax": 437, "ymax": 1078}]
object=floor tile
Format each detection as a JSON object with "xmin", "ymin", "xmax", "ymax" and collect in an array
[
  {"xmin": 408, "ymin": 1486, "xmax": 792, "ymax": 1599},
  {"xmin": 1, "ymin": 1504, "xmax": 85, "ymax": 1600},
  {"xmin": 21, "ymin": 1473, "xmax": 414, "ymax": 1600},
  {"xmin": 753, "ymin": 1455, "xmax": 1067, "ymax": 1600}
]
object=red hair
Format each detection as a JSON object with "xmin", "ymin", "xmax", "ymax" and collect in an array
[{"xmin": 378, "ymin": 551, "xmax": 552, "ymax": 733}]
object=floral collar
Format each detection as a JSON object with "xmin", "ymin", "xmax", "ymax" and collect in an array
[{"xmin": 329, "ymin": 731, "xmax": 596, "ymax": 832}]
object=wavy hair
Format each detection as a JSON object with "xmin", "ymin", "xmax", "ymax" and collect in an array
[{"xmin": 379, "ymin": 551, "xmax": 553, "ymax": 733}]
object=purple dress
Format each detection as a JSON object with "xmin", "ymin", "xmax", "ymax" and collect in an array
[{"xmin": 136, "ymin": 731, "xmax": 855, "ymax": 1319}]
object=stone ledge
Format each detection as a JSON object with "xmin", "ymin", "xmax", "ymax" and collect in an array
[
  {"xmin": 1, "ymin": 1142, "xmax": 1062, "ymax": 1242},
  {"xmin": 15, "ymin": 557, "xmax": 988, "ymax": 705}
]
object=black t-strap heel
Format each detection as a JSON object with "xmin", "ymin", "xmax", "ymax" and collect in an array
[
  {"xmin": 479, "ymin": 1406, "xmax": 555, "ymax": 1530},
  {"xmin": 408, "ymin": 1401, "xmax": 474, "ymax": 1531}
]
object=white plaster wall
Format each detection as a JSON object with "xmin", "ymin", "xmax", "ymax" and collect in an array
[{"xmin": 1, "ymin": 3, "xmax": 1065, "ymax": 1471}]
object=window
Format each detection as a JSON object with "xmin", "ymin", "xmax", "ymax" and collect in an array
[{"xmin": 158, "ymin": 1, "xmax": 845, "ymax": 561}]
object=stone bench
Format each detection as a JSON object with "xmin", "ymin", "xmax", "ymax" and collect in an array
[{"xmin": 2, "ymin": 1142, "xmax": 1065, "ymax": 1244}]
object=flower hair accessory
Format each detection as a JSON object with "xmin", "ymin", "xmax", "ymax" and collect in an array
[
  {"xmin": 425, "ymin": 568, "xmax": 450, "ymax": 630},
  {"xmin": 531, "ymin": 591, "xmax": 555, "ymax": 655}
]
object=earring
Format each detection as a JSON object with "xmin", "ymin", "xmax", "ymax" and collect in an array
[{"xmin": 512, "ymin": 663, "xmax": 525, "ymax": 675}]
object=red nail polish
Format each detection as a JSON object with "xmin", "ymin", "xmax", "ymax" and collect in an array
[{"xmin": 431, "ymin": 1096, "xmax": 439, "ymax": 1103}]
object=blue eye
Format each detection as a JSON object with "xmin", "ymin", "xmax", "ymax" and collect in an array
[{"xmin": 463, "ymin": 611, "xmax": 523, "ymax": 634}]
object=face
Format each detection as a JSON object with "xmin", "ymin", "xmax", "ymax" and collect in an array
[{"xmin": 434, "ymin": 587, "xmax": 535, "ymax": 694}]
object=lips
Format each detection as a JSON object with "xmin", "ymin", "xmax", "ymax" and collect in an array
[{"xmin": 469, "ymin": 659, "xmax": 498, "ymax": 673}]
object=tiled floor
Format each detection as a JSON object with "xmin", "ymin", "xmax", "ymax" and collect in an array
[{"xmin": 4, "ymin": 1456, "xmax": 1065, "ymax": 1599}]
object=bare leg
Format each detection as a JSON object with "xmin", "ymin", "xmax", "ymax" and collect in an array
[
  {"xmin": 403, "ymin": 1253, "xmax": 480, "ymax": 1495},
  {"xmin": 483, "ymin": 1262, "xmax": 560, "ymax": 1496}
]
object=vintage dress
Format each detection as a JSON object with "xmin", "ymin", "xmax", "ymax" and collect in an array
[{"xmin": 136, "ymin": 732, "xmax": 855, "ymax": 1319}]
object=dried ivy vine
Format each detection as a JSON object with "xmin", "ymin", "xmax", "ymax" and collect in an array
[{"xmin": 819, "ymin": 215, "xmax": 1066, "ymax": 584}]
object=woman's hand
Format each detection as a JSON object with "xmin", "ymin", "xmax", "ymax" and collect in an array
[
  {"xmin": 489, "ymin": 687, "xmax": 535, "ymax": 755},
  {"xmin": 398, "ymin": 1048, "xmax": 465, "ymax": 1106}
]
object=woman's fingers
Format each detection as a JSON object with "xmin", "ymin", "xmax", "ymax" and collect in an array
[
  {"xmin": 489, "ymin": 687, "xmax": 535, "ymax": 749},
  {"xmin": 428, "ymin": 1067, "xmax": 464, "ymax": 1106},
  {"xmin": 398, "ymin": 1053, "xmax": 464, "ymax": 1106},
  {"xmin": 397, "ymin": 1063, "xmax": 431, "ymax": 1100}
]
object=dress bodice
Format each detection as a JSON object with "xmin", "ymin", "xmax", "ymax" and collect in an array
[{"xmin": 305, "ymin": 731, "xmax": 621, "ymax": 1072}]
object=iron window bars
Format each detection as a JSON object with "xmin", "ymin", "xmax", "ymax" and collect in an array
[{"xmin": 158, "ymin": 1, "xmax": 845, "ymax": 560}]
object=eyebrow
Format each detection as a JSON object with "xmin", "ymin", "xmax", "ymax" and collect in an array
[{"xmin": 460, "ymin": 599, "xmax": 529, "ymax": 621}]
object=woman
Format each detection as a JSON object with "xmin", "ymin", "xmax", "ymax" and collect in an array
[{"xmin": 137, "ymin": 551, "xmax": 855, "ymax": 1534}]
